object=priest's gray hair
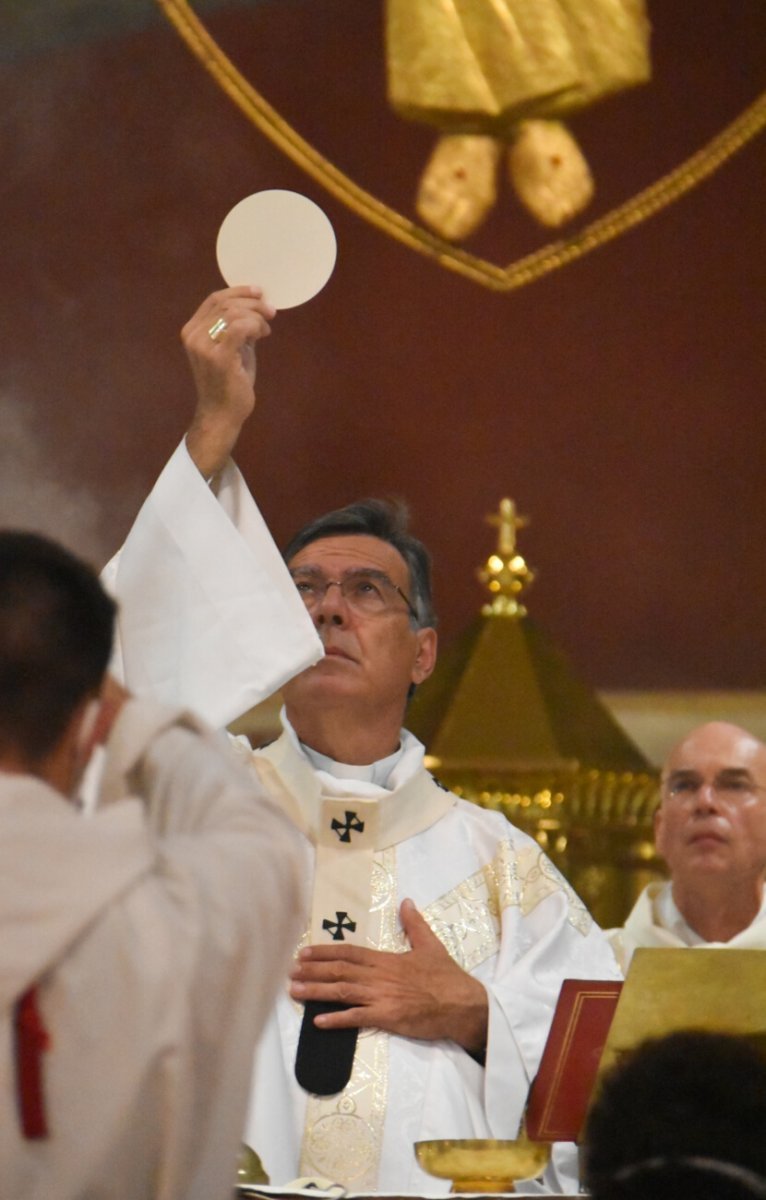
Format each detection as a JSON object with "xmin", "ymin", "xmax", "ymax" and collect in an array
[{"xmin": 282, "ymin": 498, "xmax": 436, "ymax": 629}]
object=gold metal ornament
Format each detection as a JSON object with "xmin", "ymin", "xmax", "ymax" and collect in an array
[
  {"xmin": 478, "ymin": 498, "xmax": 536, "ymax": 618},
  {"xmin": 155, "ymin": 0, "xmax": 766, "ymax": 292},
  {"xmin": 207, "ymin": 316, "xmax": 228, "ymax": 342},
  {"xmin": 415, "ymin": 1137, "xmax": 551, "ymax": 1193}
]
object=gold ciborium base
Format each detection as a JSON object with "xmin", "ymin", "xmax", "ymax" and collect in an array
[
  {"xmin": 449, "ymin": 1180, "xmax": 515, "ymax": 1194},
  {"xmin": 415, "ymin": 1138, "xmax": 551, "ymax": 1193},
  {"xmin": 236, "ymin": 1143, "xmax": 269, "ymax": 1186}
]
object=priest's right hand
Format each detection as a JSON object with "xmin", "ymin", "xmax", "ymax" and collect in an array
[
  {"xmin": 289, "ymin": 899, "xmax": 489, "ymax": 1054},
  {"xmin": 182, "ymin": 287, "xmax": 276, "ymax": 478}
]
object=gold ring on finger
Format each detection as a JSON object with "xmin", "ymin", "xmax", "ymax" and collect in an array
[{"xmin": 208, "ymin": 317, "xmax": 228, "ymax": 342}]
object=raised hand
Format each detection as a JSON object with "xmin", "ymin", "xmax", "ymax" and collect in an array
[{"xmin": 182, "ymin": 286, "xmax": 276, "ymax": 477}]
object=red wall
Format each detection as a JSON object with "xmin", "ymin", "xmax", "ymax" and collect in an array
[{"xmin": 1, "ymin": 0, "xmax": 764, "ymax": 688}]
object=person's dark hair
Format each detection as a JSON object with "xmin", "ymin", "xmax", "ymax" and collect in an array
[
  {"xmin": 593, "ymin": 1157, "xmax": 766, "ymax": 1200},
  {"xmin": 0, "ymin": 531, "xmax": 116, "ymax": 761},
  {"xmin": 282, "ymin": 499, "xmax": 436, "ymax": 629},
  {"xmin": 583, "ymin": 1030, "xmax": 766, "ymax": 1200}
]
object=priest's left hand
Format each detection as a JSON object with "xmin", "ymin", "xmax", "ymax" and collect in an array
[{"xmin": 288, "ymin": 897, "xmax": 488, "ymax": 1054}]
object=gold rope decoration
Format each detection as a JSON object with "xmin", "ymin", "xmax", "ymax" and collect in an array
[{"xmin": 156, "ymin": 0, "xmax": 766, "ymax": 292}]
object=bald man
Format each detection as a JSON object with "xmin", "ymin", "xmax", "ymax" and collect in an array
[{"xmin": 608, "ymin": 722, "xmax": 766, "ymax": 972}]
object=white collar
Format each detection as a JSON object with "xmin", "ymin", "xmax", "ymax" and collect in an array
[
  {"xmin": 658, "ymin": 881, "xmax": 766, "ymax": 945},
  {"xmin": 280, "ymin": 708, "xmax": 419, "ymax": 794},
  {"xmin": 254, "ymin": 713, "xmax": 454, "ymax": 849}
]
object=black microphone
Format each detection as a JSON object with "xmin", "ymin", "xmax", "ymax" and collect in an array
[{"xmin": 295, "ymin": 1001, "xmax": 359, "ymax": 1095}]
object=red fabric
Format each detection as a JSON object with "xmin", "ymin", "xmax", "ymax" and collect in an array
[{"xmin": 14, "ymin": 986, "xmax": 50, "ymax": 1139}]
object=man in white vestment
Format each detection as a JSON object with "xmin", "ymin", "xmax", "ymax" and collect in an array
[
  {"xmin": 608, "ymin": 721, "xmax": 766, "ymax": 973},
  {"xmin": 0, "ymin": 531, "xmax": 306, "ymax": 1200},
  {"xmin": 105, "ymin": 286, "xmax": 621, "ymax": 1194}
]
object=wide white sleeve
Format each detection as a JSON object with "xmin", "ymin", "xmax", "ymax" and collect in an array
[
  {"xmin": 482, "ymin": 891, "xmax": 622, "ymax": 1195},
  {"xmin": 484, "ymin": 893, "xmax": 621, "ymax": 1124},
  {"xmin": 102, "ymin": 439, "xmax": 323, "ymax": 727}
]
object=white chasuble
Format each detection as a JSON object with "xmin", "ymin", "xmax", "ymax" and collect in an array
[
  {"xmin": 245, "ymin": 729, "xmax": 621, "ymax": 1194},
  {"xmin": 607, "ymin": 882, "xmax": 766, "ymax": 973},
  {"xmin": 100, "ymin": 441, "xmax": 622, "ymax": 1194}
]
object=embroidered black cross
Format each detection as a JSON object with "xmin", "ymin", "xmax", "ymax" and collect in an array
[
  {"xmin": 322, "ymin": 911, "xmax": 357, "ymax": 941},
  {"xmin": 331, "ymin": 810, "xmax": 365, "ymax": 843}
]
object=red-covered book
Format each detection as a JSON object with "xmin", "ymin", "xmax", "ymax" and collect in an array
[{"xmin": 524, "ymin": 979, "xmax": 622, "ymax": 1142}]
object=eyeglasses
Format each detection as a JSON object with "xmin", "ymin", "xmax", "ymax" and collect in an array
[
  {"xmin": 663, "ymin": 771, "xmax": 766, "ymax": 804},
  {"xmin": 290, "ymin": 567, "xmax": 418, "ymax": 620}
]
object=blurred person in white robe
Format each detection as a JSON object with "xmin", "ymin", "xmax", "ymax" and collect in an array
[
  {"xmin": 104, "ymin": 287, "xmax": 621, "ymax": 1194},
  {"xmin": 608, "ymin": 722, "xmax": 766, "ymax": 973},
  {"xmin": 0, "ymin": 530, "xmax": 306, "ymax": 1200}
]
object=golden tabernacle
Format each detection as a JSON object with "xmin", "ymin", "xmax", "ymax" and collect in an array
[{"xmin": 406, "ymin": 499, "xmax": 661, "ymax": 928}]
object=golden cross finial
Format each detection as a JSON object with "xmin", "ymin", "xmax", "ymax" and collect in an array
[
  {"xmin": 484, "ymin": 497, "xmax": 529, "ymax": 558},
  {"xmin": 477, "ymin": 497, "xmax": 536, "ymax": 619}
]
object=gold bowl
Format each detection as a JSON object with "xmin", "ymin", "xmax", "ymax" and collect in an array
[
  {"xmin": 236, "ymin": 1143, "xmax": 269, "ymax": 1186},
  {"xmin": 415, "ymin": 1138, "xmax": 551, "ymax": 1193}
]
